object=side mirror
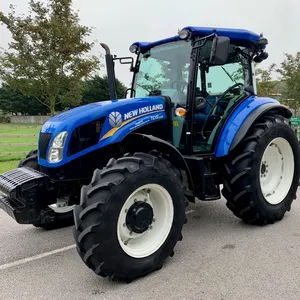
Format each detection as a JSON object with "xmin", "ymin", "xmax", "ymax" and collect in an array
[
  {"xmin": 253, "ymin": 51, "xmax": 269, "ymax": 63},
  {"xmin": 209, "ymin": 36, "xmax": 230, "ymax": 66},
  {"xmin": 195, "ymin": 97, "xmax": 206, "ymax": 113}
]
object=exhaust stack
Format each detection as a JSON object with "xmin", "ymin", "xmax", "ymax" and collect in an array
[{"xmin": 100, "ymin": 43, "xmax": 117, "ymax": 101}]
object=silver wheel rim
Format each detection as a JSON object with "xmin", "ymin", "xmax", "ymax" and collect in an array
[
  {"xmin": 117, "ymin": 183, "xmax": 174, "ymax": 258},
  {"xmin": 259, "ymin": 137, "xmax": 294, "ymax": 205},
  {"xmin": 48, "ymin": 198, "xmax": 74, "ymax": 214}
]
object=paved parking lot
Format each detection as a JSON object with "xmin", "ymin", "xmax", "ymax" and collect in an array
[{"xmin": 1, "ymin": 192, "xmax": 300, "ymax": 300}]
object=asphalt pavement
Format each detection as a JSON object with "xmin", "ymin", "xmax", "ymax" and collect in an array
[{"xmin": 1, "ymin": 191, "xmax": 300, "ymax": 300}]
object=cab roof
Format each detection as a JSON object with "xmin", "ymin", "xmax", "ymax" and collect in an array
[{"xmin": 133, "ymin": 26, "xmax": 264, "ymax": 52}]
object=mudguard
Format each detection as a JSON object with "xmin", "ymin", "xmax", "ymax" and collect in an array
[{"xmin": 215, "ymin": 96, "xmax": 292, "ymax": 157}]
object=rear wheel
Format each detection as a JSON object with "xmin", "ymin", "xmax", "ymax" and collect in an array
[
  {"xmin": 18, "ymin": 150, "xmax": 74, "ymax": 230},
  {"xmin": 222, "ymin": 114, "xmax": 300, "ymax": 225},
  {"xmin": 73, "ymin": 151, "xmax": 188, "ymax": 282}
]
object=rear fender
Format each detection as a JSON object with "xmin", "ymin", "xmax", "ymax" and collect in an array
[
  {"xmin": 122, "ymin": 133, "xmax": 196, "ymax": 200},
  {"xmin": 215, "ymin": 96, "xmax": 292, "ymax": 157}
]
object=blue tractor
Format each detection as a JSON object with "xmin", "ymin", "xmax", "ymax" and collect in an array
[{"xmin": 1, "ymin": 26, "xmax": 299, "ymax": 282}]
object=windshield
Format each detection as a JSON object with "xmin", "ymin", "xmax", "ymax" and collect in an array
[{"xmin": 133, "ymin": 40, "xmax": 192, "ymax": 105}]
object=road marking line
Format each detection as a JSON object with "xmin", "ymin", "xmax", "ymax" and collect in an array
[
  {"xmin": 0, "ymin": 244, "xmax": 76, "ymax": 271},
  {"xmin": 0, "ymin": 211, "xmax": 196, "ymax": 271}
]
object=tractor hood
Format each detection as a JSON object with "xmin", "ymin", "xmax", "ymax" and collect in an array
[
  {"xmin": 39, "ymin": 96, "xmax": 167, "ymax": 167},
  {"xmin": 41, "ymin": 96, "xmax": 166, "ymax": 135}
]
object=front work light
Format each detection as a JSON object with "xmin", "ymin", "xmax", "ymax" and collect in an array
[
  {"xmin": 48, "ymin": 131, "xmax": 68, "ymax": 163},
  {"xmin": 178, "ymin": 29, "xmax": 190, "ymax": 40},
  {"xmin": 129, "ymin": 44, "xmax": 139, "ymax": 54}
]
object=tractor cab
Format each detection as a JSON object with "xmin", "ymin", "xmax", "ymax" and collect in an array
[{"xmin": 103, "ymin": 26, "xmax": 269, "ymax": 155}]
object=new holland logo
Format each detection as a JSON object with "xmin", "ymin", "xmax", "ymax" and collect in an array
[{"xmin": 109, "ymin": 111, "xmax": 122, "ymax": 128}]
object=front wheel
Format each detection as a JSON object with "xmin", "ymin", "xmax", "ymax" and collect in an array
[
  {"xmin": 73, "ymin": 151, "xmax": 188, "ymax": 282},
  {"xmin": 222, "ymin": 114, "xmax": 300, "ymax": 225}
]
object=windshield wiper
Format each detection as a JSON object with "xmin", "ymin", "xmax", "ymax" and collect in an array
[{"xmin": 221, "ymin": 66, "xmax": 236, "ymax": 84}]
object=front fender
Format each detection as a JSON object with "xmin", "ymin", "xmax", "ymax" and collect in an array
[{"xmin": 215, "ymin": 96, "xmax": 292, "ymax": 157}]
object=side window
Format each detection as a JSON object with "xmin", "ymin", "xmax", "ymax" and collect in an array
[{"xmin": 206, "ymin": 62, "xmax": 245, "ymax": 95}]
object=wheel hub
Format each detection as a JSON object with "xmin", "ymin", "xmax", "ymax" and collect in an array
[
  {"xmin": 126, "ymin": 201, "xmax": 154, "ymax": 234},
  {"xmin": 260, "ymin": 161, "xmax": 268, "ymax": 176}
]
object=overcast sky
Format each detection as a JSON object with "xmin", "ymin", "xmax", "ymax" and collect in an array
[{"xmin": 0, "ymin": 0, "xmax": 299, "ymax": 87}]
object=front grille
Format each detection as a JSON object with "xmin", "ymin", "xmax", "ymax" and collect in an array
[{"xmin": 38, "ymin": 132, "xmax": 53, "ymax": 159}]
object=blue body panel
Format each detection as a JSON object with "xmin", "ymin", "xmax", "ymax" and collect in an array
[
  {"xmin": 39, "ymin": 97, "xmax": 166, "ymax": 168},
  {"xmin": 133, "ymin": 26, "xmax": 262, "ymax": 52},
  {"xmin": 214, "ymin": 96, "xmax": 279, "ymax": 157},
  {"xmin": 182, "ymin": 26, "xmax": 261, "ymax": 42}
]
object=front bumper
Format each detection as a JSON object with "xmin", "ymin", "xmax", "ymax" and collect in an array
[{"xmin": 0, "ymin": 167, "xmax": 56, "ymax": 225}]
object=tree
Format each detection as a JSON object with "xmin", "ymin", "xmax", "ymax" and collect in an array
[
  {"xmin": 276, "ymin": 52, "xmax": 300, "ymax": 115},
  {"xmin": 81, "ymin": 75, "xmax": 127, "ymax": 105},
  {"xmin": 0, "ymin": 83, "xmax": 49, "ymax": 115},
  {"xmin": 0, "ymin": 0, "xmax": 101, "ymax": 116},
  {"xmin": 255, "ymin": 63, "xmax": 279, "ymax": 97}
]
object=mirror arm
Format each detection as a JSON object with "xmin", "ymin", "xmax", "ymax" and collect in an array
[{"xmin": 113, "ymin": 56, "xmax": 135, "ymax": 72}]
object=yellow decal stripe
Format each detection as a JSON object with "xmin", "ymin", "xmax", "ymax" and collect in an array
[{"xmin": 100, "ymin": 110, "xmax": 164, "ymax": 141}]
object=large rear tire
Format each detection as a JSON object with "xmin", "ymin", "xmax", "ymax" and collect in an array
[
  {"xmin": 73, "ymin": 151, "xmax": 188, "ymax": 282},
  {"xmin": 18, "ymin": 150, "xmax": 74, "ymax": 230},
  {"xmin": 222, "ymin": 114, "xmax": 300, "ymax": 225}
]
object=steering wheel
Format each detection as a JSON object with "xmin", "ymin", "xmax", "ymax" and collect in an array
[
  {"xmin": 171, "ymin": 80, "xmax": 187, "ymax": 92},
  {"xmin": 200, "ymin": 83, "xmax": 244, "ymax": 139}
]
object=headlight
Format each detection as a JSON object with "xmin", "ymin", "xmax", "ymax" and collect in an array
[{"xmin": 48, "ymin": 131, "xmax": 68, "ymax": 163}]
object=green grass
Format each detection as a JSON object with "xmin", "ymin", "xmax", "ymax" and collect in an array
[
  {"xmin": 0, "ymin": 127, "xmax": 39, "ymax": 135},
  {"xmin": 0, "ymin": 145, "xmax": 37, "ymax": 153},
  {"xmin": 0, "ymin": 160, "xmax": 19, "ymax": 173},
  {"xmin": 0, "ymin": 136, "xmax": 37, "ymax": 144},
  {"xmin": 0, "ymin": 123, "xmax": 40, "ymax": 172}
]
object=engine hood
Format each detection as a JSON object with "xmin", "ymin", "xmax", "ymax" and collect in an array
[
  {"xmin": 41, "ymin": 96, "xmax": 166, "ymax": 135},
  {"xmin": 38, "ymin": 96, "xmax": 167, "ymax": 167}
]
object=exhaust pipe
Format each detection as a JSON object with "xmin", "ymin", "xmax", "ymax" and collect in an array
[{"xmin": 100, "ymin": 43, "xmax": 117, "ymax": 101}]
